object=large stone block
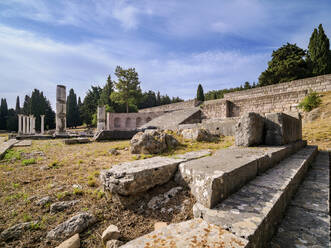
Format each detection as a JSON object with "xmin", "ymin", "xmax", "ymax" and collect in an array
[
  {"xmin": 100, "ymin": 157, "xmax": 184, "ymax": 196},
  {"xmin": 235, "ymin": 112, "xmax": 264, "ymax": 147},
  {"xmin": 264, "ymin": 112, "xmax": 302, "ymax": 145}
]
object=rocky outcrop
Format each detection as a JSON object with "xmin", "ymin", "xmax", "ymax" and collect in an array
[
  {"xmin": 130, "ymin": 130, "xmax": 179, "ymax": 154},
  {"xmin": 50, "ymin": 200, "xmax": 79, "ymax": 213},
  {"xmin": 46, "ymin": 212, "xmax": 96, "ymax": 241},
  {"xmin": 0, "ymin": 221, "xmax": 38, "ymax": 241}
]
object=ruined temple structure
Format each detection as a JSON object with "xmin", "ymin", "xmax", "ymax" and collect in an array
[
  {"xmin": 17, "ymin": 114, "xmax": 45, "ymax": 135},
  {"xmin": 96, "ymin": 74, "xmax": 331, "ymax": 139}
]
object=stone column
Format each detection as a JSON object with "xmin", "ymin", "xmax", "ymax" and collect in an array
[
  {"xmin": 18, "ymin": 114, "xmax": 22, "ymax": 134},
  {"xmin": 22, "ymin": 116, "xmax": 26, "ymax": 134},
  {"xmin": 26, "ymin": 116, "xmax": 30, "ymax": 134},
  {"xmin": 29, "ymin": 115, "xmax": 33, "ymax": 134},
  {"xmin": 40, "ymin": 115, "xmax": 45, "ymax": 135},
  {"xmin": 56, "ymin": 85, "xmax": 67, "ymax": 134},
  {"xmin": 25, "ymin": 116, "xmax": 28, "ymax": 134},
  {"xmin": 97, "ymin": 106, "xmax": 106, "ymax": 132},
  {"xmin": 106, "ymin": 112, "xmax": 110, "ymax": 130},
  {"xmin": 32, "ymin": 116, "xmax": 36, "ymax": 134}
]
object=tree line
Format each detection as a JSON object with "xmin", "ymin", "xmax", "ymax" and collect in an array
[
  {"xmin": 0, "ymin": 90, "xmax": 55, "ymax": 132},
  {"xmin": 201, "ymin": 24, "xmax": 331, "ymax": 101}
]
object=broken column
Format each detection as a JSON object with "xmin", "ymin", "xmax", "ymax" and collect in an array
[
  {"xmin": 56, "ymin": 85, "xmax": 67, "ymax": 135},
  {"xmin": 264, "ymin": 112, "xmax": 302, "ymax": 145},
  {"xmin": 40, "ymin": 115, "xmax": 45, "ymax": 135},
  {"xmin": 235, "ymin": 112, "xmax": 264, "ymax": 147},
  {"xmin": 97, "ymin": 106, "xmax": 106, "ymax": 132}
]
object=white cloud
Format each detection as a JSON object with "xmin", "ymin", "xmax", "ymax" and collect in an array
[{"xmin": 0, "ymin": 25, "xmax": 268, "ymax": 108}]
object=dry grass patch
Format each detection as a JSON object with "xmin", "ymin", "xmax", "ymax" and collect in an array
[
  {"xmin": 303, "ymin": 91, "xmax": 331, "ymax": 150},
  {"xmin": 0, "ymin": 134, "xmax": 233, "ymax": 247}
]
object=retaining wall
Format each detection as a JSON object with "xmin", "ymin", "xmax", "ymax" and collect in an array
[
  {"xmin": 224, "ymin": 74, "xmax": 331, "ymax": 101},
  {"xmin": 138, "ymin": 99, "xmax": 200, "ymax": 113}
]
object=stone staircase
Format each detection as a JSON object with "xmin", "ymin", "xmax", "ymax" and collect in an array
[
  {"xmin": 117, "ymin": 143, "xmax": 330, "ymax": 247},
  {"xmin": 140, "ymin": 107, "xmax": 201, "ymax": 130}
]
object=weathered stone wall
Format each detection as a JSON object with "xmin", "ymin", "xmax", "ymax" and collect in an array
[
  {"xmin": 106, "ymin": 112, "xmax": 165, "ymax": 131},
  {"xmin": 200, "ymin": 99, "xmax": 230, "ymax": 119},
  {"xmin": 229, "ymin": 90, "xmax": 308, "ymax": 117},
  {"xmin": 138, "ymin": 99, "xmax": 200, "ymax": 113},
  {"xmin": 224, "ymin": 74, "xmax": 331, "ymax": 101}
]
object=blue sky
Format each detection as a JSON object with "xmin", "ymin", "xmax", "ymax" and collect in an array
[{"xmin": 0, "ymin": 0, "xmax": 330, "ymax": 108}]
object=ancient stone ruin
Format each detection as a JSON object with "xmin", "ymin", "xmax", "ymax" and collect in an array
[{"xmin": 56, "ymin": 85, "xmax": 67, "ymax": 135}]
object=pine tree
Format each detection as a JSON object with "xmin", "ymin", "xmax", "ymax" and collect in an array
[
  {"xmin": 110, "ymin": 66, "xmax": 142, "ymax": 113},
  {"xmin": 196, "ymin": 84, "xmax": 205, "ymax": 101},
  {"xmin": 258, "ymin": 43, "xmax": 309, "ymax": 86},
  {"xmin": 308, "ymin": 24, "xmax": 331, "ymax": 75},
  {"xmin": 15, "ymin": 96, "xmax": 20, "ymax": 113}
]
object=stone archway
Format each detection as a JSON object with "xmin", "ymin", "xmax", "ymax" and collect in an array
[
  {"xmin": 125, "ymin": 118, "xmax": 131, "ymax": 128},
  {"xmin": 114, "ymin": 118, "xmax": 121, "ymax": 128},
  {"xmin": 136, "ymin": 117, "xmax": 142, "ymax": 128},
  {"xmin": 146, "ymin": 117, "xmax": 152, "ymax": 123}
]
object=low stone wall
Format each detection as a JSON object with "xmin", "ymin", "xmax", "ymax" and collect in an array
[
  {"xmin": 138, "ymin": 99, "xmax": 200, "ymax": 113},
  {"xmin": 224, "ymin": 74, "xmax": 331, "ymax": 101},
  {"xmin": 106, "ymin": 112, "xmax": 165, "ymax": 131}
]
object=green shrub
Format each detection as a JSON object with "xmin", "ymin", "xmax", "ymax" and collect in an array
[
  {"xmin": 298, "ymin": 92, "xmax": 321, "ymax": 112},
  {"xmin": 4, "ymin": 149, "xmax": 21, "ymax": 161},
  {"xmin": 22, "ymin": 158, "xmax": 36, "ymax": 166}
]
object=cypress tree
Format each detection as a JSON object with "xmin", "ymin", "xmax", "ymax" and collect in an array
[
  {"xmin": 67, "ymin": 89, "xmax": 79, "ymax": 128},
  {"xmin": 196, "ymin": 84, "xmax": 205, "ymax": 101},
  {"xmin": 0, "ymin": 98, "xmax": 8, "ymax": 130},
  {"xmin": 308, "ymin": 24, "xmax": 331, "ymax": 75},
  {"xmin": 15, "ymin": 96, "xmax": 20, "ymax": 113}
]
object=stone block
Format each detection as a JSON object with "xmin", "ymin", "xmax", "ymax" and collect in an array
[
  {"xmin": 55, "ymin": 234, "xmax": 80, "ymax": 248},
  {"xmin": 235, "ymin": 112, "xmax": 264, "ymax": 147},
  {"xmin": 64, "ymin": 138, "xmax": 90, "ymax": 145},
  {"xmin": 100, "ymin": 157, "xmax": 184, "ymax": 196},
  {"xmin": 120, "ymin": 219, "xmax": 248, "ymax": 248},
  {"xmin": 264, "ymin": 112, "xmax": 302, "ymax": 145}
]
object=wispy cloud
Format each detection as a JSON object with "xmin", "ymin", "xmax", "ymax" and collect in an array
[{"xmin": 0, "ymin": 0, "xmax": 330, "ymax": 108}]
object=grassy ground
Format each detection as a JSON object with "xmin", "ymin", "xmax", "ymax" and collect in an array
[
  {"xmin": 302, "ymin": 91, "xmax": 331, "ymax": 150},
  {"xmin": 0, "ymin": 135, "xmax": 233, "ymax": 247}
]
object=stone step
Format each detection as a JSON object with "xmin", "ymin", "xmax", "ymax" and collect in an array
[
  {"xmin": 140, "ymin": 107, "xmax": 201, "ymax": 130},
  {"xmin": 193, "ymin": 145, "xmax": 318, "ymax": 248},
  {"xmin": 270, "ymin": 151, "xmax": 330, "ymax": 247},
  {"xmin": 176, "ymin": 140, "xmax": 306, "ymax": 208},
  {"xmin": 120, "ymin": 218, "xmax": 249, "ymax": 248}
]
